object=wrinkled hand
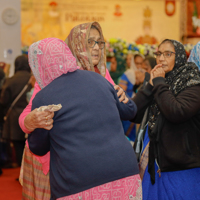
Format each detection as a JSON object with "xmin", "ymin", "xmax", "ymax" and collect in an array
[
  {"xmin": 152, "ymin": 64, "xmax": 165, "ymax": 79},
  {"xmin": 114, "ymin": 85, "xmax": 129, "ymax": 104},
  {"xmin": 24, "ymin": 109, "xmax": 54, "ymax": 132}
]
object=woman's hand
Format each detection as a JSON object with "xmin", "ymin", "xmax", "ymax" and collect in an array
[
  {"xmin": 114, "ymin": 85, "xmax": 129, "ymax": 104},
  {"xmin": 24, "ymin": 109, "xmax": 54, "ymax": 132},
  {"xmin": 152, "ymin": 64, "xmax": 165, "ymax": 78},
  {"xmin": 149, "ymin": 70, "xmax": 154, "ymax": 86}
]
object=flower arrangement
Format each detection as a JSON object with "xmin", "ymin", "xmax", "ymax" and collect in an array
[
  {"xmin": 106, "ymin": 38, "xmax": 195, "ymax": 59},
  {"xmin": 106, "ymin": 38, "xmax": 157, "ymax": 59},
  {"xmin": 21, "ymin": 41, "xmax": 194, "ymax": 58}
]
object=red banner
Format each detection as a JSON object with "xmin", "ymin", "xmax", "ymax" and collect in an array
[{"xmin": 165, "ymin": 0, "xmax": 176, "ymax": 16}]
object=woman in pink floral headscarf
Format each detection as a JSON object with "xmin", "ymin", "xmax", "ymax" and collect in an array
[
  {"xmin": 27, "ymin": 37, "xmax": 141, "ymax": 200},
  {"xmin": 19, "ymin": 22, "xmax": 129, "ymax": 200}
]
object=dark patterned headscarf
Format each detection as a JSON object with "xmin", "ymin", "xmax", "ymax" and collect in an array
[{"xmin": 148, "ymin": 39, "xmax": 200, "ymax": 184}]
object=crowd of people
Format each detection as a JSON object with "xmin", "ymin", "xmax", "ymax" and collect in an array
[{"xmin": 0, "ymin": 21, "xmax": 200, "ymax": 200}]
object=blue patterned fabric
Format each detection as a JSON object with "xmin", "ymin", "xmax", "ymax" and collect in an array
[
  {"xmin": 188, "ymin": 42, "xmax": 200, "ymax": 70},
  {"xmin": 119, "ymin": 74, "xmax": 134, "ymax": 97},
  {"xmin": 142, "ymin": 127, "xmax": 200, "ymax": 200}
]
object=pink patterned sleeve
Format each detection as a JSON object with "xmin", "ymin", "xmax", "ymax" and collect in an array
[
  {"xmin": 105, "ymin": 69, "xmax": 115, "ymax": 85},
  {"xmin": 19, "ymin": 82, "xmax": 41, "ymax": 134}
]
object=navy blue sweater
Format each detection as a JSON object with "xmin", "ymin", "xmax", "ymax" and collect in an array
[{"xmin": 28, "ymin": 70, "xmax": 138, "ymax": 200}]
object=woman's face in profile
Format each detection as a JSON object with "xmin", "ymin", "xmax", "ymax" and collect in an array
[
  {"xmin": 134, "ymin": 56, "xmax": 144, "ymax": 69},
  {"xmin": 157, "ymin": 42, "xmax": 176, "ymax": 73},
  {"xmin": 126, "ymin": 54, "xmax": 133, "ymax": 68},
  {"xmin": 142, "ymin": 60, "xmax": 152, "ymax": 73},
  {"xmin": 88, "ymin": 28, "xmax": 102, "ymax": 66},
  {"xmin": 110, "ymin": 57, "xmax": 117, "ymax": 72}
]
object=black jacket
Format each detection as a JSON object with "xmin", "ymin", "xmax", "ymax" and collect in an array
[
  {"xmin": 132, "ymin": 76, "xmax": 200, "ymax": 172},
  {"xmin": 0, "ymin": 71, "xmax": 31, "ymax": 141}
]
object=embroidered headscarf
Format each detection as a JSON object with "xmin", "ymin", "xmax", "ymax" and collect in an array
[
  {"xmin": 28, "ymin": 38, "xmax": 79, "ymax": 89},
  {"xmin": 148, "ymin": 39, "xmax": 200, "ymax": 184},
  {"xmin": 188, "ymin": 41, "xmax": 200, "ymax": 70},
  {"xmin": 65, "ymin": 22, "xmax": 106, "ymax": 77}
]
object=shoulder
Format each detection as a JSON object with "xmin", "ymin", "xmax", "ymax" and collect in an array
[
  {"xmin": 2, "ymin": 77, "xmax": 12, "ymax": 88},
  {"xmin": 78, "ymin": 70, "xmax": 115, "ymax": 93},
  {"xmin": 184, "ymin": 84, "xmax": 200, "ymax": 94}
]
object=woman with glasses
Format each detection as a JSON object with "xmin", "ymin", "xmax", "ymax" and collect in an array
[
  {"xmin": 19, "ymin": 22, "xmax": 130, "ymax": 199},
  {"xmin": 28, "ymin": 37, "xmax": 141, "ymax": 200},
  {"xmin": 133, "ymin": 39, "xmax": 200, "ymax": 200}
]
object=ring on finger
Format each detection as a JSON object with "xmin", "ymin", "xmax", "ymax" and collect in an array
[
  {"xmin": 45, "ymin": 116, "xmax": 48, "ymax": 121},
  {"xmin": 46, "ymin": 122, "xmax": 48, "ymax": 126}
]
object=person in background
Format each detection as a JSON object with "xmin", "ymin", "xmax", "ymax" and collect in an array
[
  {"xmin": 133, "ymin": 56, "xmax": 157, "ymax": 93},
  {"xmin": 28, "ymin": 37, "xmax": 142, "ymax": 200},
  {"xmin": 110, "ymin": 56, "xmax": 126, "ymax": 84},
  {"xmin": 142, "ymin": 56, "xmax": 156, "ymax": 73},
  {"xmin": 0, "ymin": 55, "xmax": 31, "ymax": 167},
  {"xmin": 119, "ymin": 53, "xmax": 145, "ymax": 96},
  {"xmin": 19, "ymin": 22, "xmax": 129, "ymax": 200},
  {"xmin": 188, "ymin": 41, "xmax": 200, "ymax": 70},
  {"xmin": 0, "ymin": 68, "xmax": 5, "ymax": 175},
  {"xmin": 118, "ymin": 53, "xmax": 144, "ymax": 141},
  {"xmin": 132, "ymin": 39, "xmax": 200, "ymax": 200}
]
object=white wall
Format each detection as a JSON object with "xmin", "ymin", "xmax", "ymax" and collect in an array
[{"xmin": 0, "ymin": 0, "xmax": 21, "ymax": 76}]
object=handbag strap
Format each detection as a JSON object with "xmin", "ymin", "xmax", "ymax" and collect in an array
[{"xmin": 4, "ymin": 79, "xmax": 30, "ymax": 121}]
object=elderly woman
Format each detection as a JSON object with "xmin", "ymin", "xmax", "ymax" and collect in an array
[
  {"xmin": 19, "ymin": 22, "xmax": 129, "ymax": 199},
  {"xmin": 28, "ymin": 37, "xmax": 141, "ymax": 200},
  {"xmin": 132, "ymin": 39, "xmax": 200, "ymax": 199}
]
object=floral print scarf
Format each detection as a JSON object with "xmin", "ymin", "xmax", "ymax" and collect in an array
[
  {"xmin": 28, "ymin": 38, "xmax": 79, "ymax": 89},
  {"xmin": 65, "ymin": 22, "xmax": 106, "ymax": 77}
]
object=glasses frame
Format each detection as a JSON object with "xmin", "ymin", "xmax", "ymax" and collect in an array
[
  {"xmin": 154, "ymin": 51, "xmax": 176, "ymax": 59},
  {"xmin": 88, "ymin": 39, "xmax": 105, "ymax": 49}
]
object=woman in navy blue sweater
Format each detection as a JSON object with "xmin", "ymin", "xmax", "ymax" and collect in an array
[{"xmin": 28, "ymin": 38, "xmax": 142, "ymax": 200}]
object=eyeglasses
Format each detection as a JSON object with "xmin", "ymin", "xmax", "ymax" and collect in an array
[
  {"xmin": 88, "ymin": 39, "xmax": 105, "ymax": 49},
  {"xmin": 154, "ymin": 51, "xmax": 176, "ymax": 58}
]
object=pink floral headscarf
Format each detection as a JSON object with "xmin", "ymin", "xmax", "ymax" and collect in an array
[
  {"xmin": 28, "ymin": 38, "xmax": 79, "ymax": 89},
  {"xmin": 65, "ymin": 22, "xmax": 106, "ymax": 77}
]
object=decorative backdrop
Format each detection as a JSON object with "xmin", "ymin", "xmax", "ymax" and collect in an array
[{"xmin": 21, "ymin": 0, "xmax": 181, "ymax": 47}]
